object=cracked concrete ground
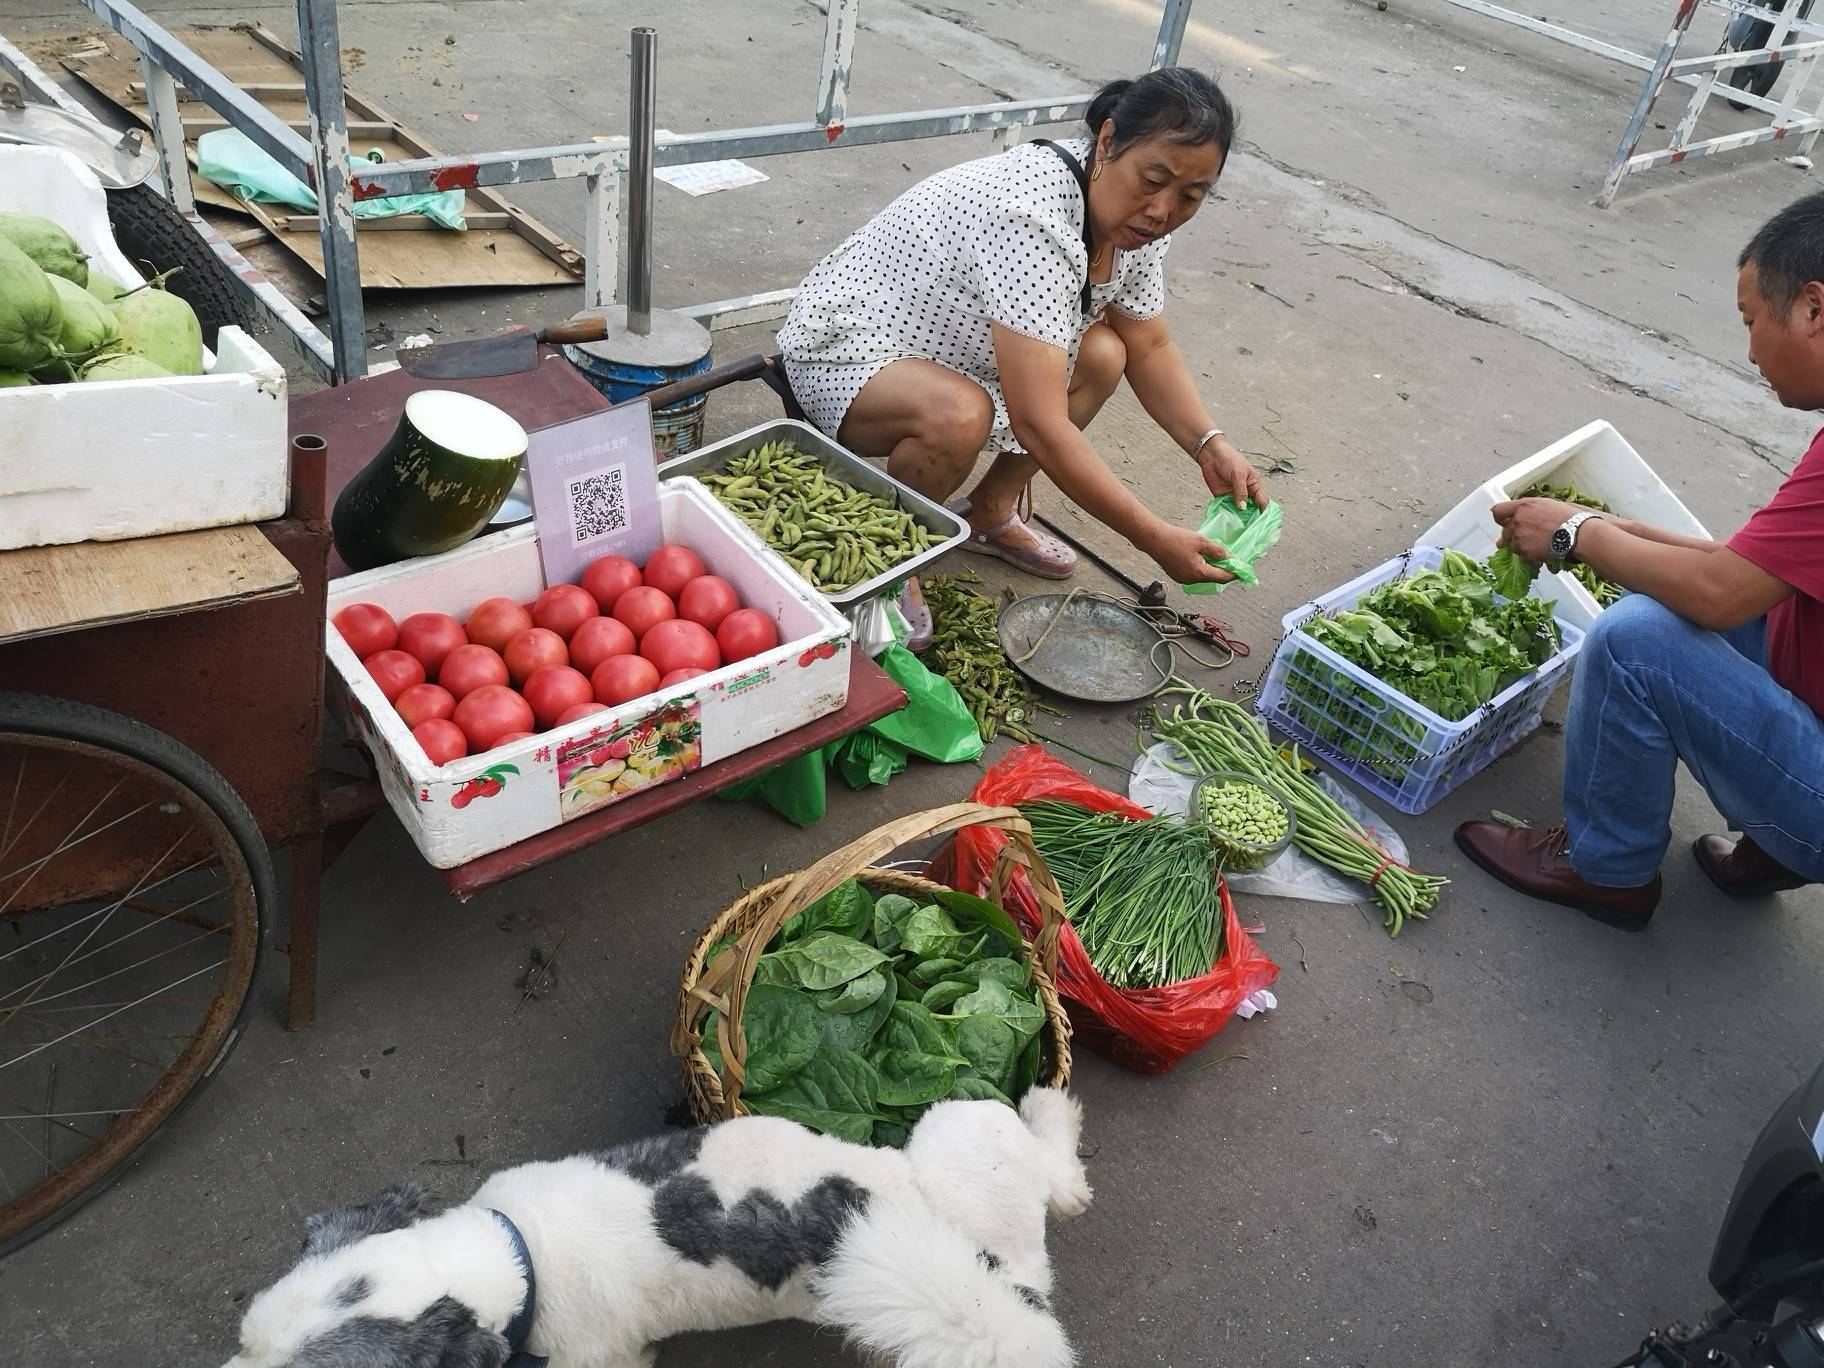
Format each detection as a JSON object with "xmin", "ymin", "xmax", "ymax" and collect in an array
[{"xmin": 4, "ymin": 2, "xmax": 1824, "ymax": 1366}]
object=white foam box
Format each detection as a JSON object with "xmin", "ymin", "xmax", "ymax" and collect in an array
[
  {"xmin": 325, "ymin": 478, "xmax": 854, "ymax": 868},
  {"xmin": 1419, "ymin": 419, "xmax": 1712, "ymax": 630},
  {"xmin": 0, "ymin": 147, "xmax": 287, "ymax": 551}
]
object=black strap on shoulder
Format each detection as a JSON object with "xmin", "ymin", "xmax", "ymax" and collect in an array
[{"xmin": 1032, "ymin": 138, "xmax": 1096, "ymax": 315}]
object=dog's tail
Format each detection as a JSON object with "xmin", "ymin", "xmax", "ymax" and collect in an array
[{"xmin": 813, "ymin": 1195, "xmax": 1073, "ymax": 1368}]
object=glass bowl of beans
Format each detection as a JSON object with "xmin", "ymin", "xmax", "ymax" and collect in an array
[{"xmin": 1192, "ymin": 771, "xmax": 1296, "ymax": 871}]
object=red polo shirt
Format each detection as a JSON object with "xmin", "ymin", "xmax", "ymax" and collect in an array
[{"xmin": 1728, "ymin": 427, "xmax": 1824, "ymax": 720}]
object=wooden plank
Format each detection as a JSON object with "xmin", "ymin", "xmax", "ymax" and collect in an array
[
  {"xmin": 52, "ymin": 24, "xmax": 583, "ymax": 287},
  {"xmin": 176, "ymin": 115, "xmax": 394, "ymax": 137},
  {"xmin": 441, "ymin": 653, "xmax": 909, "ymax": 901},
  {"xmin": 0, "ymin": 524, "xmax": 301, "ymax": 645}
]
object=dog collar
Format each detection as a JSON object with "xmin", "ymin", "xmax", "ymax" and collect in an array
[{"xmin": 488, "ymin": 1209, "xmax": 548, "ymax": 1368}]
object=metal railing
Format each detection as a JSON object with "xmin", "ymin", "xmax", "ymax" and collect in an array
[{"xmin": 53, "ymin": 0, "xmax": 1194, "ymax": 384}]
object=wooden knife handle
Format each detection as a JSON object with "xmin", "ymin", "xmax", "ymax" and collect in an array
[{"xmin": 540, "ymin": 314, "xmax": 613, "ymax": 346}]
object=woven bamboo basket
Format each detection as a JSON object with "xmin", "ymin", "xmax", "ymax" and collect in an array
[{"xmin": 672, "ymin": 802, "xmax": 1073, "ymax": 1125}]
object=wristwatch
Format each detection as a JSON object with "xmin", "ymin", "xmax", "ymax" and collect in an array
[{"xmin": 1549, "ymin": 510, "xmax": 1603, "ymax": 563}]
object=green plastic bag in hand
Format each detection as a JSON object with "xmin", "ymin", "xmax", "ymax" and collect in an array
[{"xmin": 1180, "ymin": 495, "xmax": 1284, "ymax": 596}]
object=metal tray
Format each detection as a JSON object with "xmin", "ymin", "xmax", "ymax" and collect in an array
[
  {"xmin": 658, "ymin": 419, "xmax": 970, "ymax": 607},
  {"xmin": 997, "ymin": 593, "xmax": 1173, "ymax": 704}
]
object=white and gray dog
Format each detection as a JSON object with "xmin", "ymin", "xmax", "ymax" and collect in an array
[{"xmin": 223, "ymin": 1088, "xmax": 1091, "ymax": 1368}]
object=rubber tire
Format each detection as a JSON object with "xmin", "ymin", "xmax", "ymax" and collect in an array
[
  {"xmin": 104, "ymin": 182, "xmax": 251, "ymax": 349},
  {"xmin": 0, "ymin": 690, "xmax": 272, "ymax": 1259}
]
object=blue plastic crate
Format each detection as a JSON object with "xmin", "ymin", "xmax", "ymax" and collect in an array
[{"xmin": 1255, "ymin": 546, "xmax": 1585, "ymax": 815}]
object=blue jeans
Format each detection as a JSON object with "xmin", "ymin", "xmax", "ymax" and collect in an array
[{"xmin": 1564, "ymin": 594, "xmax": 1824, "ymax": 886}]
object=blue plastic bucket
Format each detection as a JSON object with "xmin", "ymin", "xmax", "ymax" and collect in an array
[{"xmin": 563, "ymin": 346, "xmax": 712, "ymax": 457}]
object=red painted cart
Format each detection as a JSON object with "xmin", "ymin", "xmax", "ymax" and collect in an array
[{"xmin": 0, "ymin": 350, "xmax": 905, "ymax": 1254}]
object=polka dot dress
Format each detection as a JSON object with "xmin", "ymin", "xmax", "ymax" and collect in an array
[{"xmin": 778, "ymin": 137, "xmax": 1169, "ymax": 452}]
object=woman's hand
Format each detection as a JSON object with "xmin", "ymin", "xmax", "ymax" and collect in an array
[
  {"xmin": 1492, "ymin": 497, "xmax": 1588, "ymax": 564},
  {"xmin": 1140, "ymin": 521, "xmax": 1235, "ymax": 585},
  {"xmin": 1197, "ymin": 436, "xmax": 1269, "ymax": 510}
]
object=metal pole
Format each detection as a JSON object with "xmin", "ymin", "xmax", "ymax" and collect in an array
[
  {"xmin": 297, "ymin": 0, "xmax": 365, "ymax": 381},
  {"xmin": 816, "ymin": 0, "xmax": 860, "ymax": 127},
  {"xmin": 627, "ymin": 26, "xmax": 656, "ymax": 336},
  {"xmin": 138, "ymin": 54, "xmax": 194, "ymax": 215}
]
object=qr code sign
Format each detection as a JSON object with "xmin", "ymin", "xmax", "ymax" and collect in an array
[{"xmin": 568, "ymin": 465, "xmax": 628, "ymax": 544}]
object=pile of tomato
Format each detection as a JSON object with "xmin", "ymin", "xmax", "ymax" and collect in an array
[{"xmin": 332, "ymin": 544, "xmax": 782, "ymax": 766}]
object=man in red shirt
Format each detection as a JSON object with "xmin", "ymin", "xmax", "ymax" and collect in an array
[{"xmin": 1456, "ymin": 192, "xmax": 1824, "ymax": 930}]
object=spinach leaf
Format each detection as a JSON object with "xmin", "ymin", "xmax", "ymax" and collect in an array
[
  {"xmin": 952, "ymin": 1013, "xmax": 1019, "ymax": 1095},
  {"xmin": 945, "ymin": 978, "xmax": 1046, "ymax": 1044},
  {"xmin": 933, "ymin": 888, "xmax": 1027, "ymax": 951},
  {"xmin": 900, "ymin": 904, "xmax": 973, "ymax": 959},
  {"xmin": 741, "ymin": 984, "xmax": 825, "ymax": 1093},
  {"xmin": 752, "ymin": 956, "xmax": 797, "ymax": 988},
  {"xmin": 777, "ymin": 879, "xmax": 873, "ymax": 944},
  {"xmin": 870, "ymin": 1048, "xmax": 964, "ymax": 1106},
  {"xmin": 895, "ymin": 971, "xmax": 923, "ymax": 1002},
  {"xmin": 871, "ymin": 894, "xmax": 920, "ymax": 956},
  {"xmin": 877, "ymin": 1000, "xmax": 962, "ymax": 1060},
  {"xmin": 1012, "ymin": 1030, "xmax": 1043, "ymax": 1097},
  {"xmin": 743, "ymin": 1049, "xmax": 883, "ymax": 1144},
  {"xmin": 820, "ymin": 982, "xmax": 895, "ymax": 1053},
  {"xmin": 816, "ymin": 967, "xmax": 887, "ymax": 1015},
  {"xmin": 948, "ymin": 1075, "xmax": 1015, "ymax": 1107},
  {"xmin": 765, "ymin": 932, "xmax": 890, "ymax": 991},
  {"xmin": 920, "ymin": 978, "xmax": 976, "ymax": 1013},
  {"xmin": 971, "ymin": 957, "xmax": 1032, "ymax": 991},
  {"xmin": 909, "ymin": 956, "xmax": 967, "ymax": 988},
  {"xmin": 872, "ymin": 1118, "xmax": 912, "ymax": 1149}
]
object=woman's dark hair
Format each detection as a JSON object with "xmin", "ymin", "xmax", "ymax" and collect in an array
[
  {"xmin": 1741, "ymin": 190, "xmax": 1824, "ymax": 319},
  {"xmin": 1085, "ymin": 68, "xmax": 1238, "ymax": 163}
]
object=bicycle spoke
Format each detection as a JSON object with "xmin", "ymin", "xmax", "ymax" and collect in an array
[
  {"xmin": 0, "ymin": 857, "xmax": 209, "ymax": 970},
  {"xmin": 0, "ymin": 962, "xmax": 218, "ymax": 1073},
  {"xmin": 6, "ymin": 924, "xmax": 227, "ymax": 1012},
  {"xmin": 0, "ymin": 778, "xmax": 138, "ymax": 916}
]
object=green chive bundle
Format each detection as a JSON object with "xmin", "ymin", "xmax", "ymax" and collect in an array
[{"xmin": 1020, "ymin": 800, "xmax": 1225, "ymax": 989}]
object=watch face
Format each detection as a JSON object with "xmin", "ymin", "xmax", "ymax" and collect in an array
[{"xmin": 1550, "ymin": 527, "xmax": 1573, "ymax": 558}]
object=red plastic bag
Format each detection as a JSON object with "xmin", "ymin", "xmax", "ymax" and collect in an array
[{"xmin": 929, "ymin": 745, "xmax": 1278, "ymax": 1073}]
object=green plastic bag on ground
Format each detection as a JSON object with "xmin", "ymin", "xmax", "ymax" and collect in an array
[
  {"xmin": 1180, "ymin": 495, "xmax": 1284, "ymax": 596},
  {"xmin": 867, "ymin": 645, "xmax": 984, "ymax": 764},
  {"xmin": 716, "ymin": 748, "xmax": 828, "ymax": 827},
  {"xmin": 196, "ymin": 130, "xmax": 468, "ymax": 229}
]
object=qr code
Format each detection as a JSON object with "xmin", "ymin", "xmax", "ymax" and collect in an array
[{"xmin": 568, "ymin": 465, "xmax": 628, "ymax": 544}]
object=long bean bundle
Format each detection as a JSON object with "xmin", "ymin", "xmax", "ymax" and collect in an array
[
  {"xmin": 1148, "ymin": 685, "xmax": 1447, "ymax": 935},
  {"xmin": 1020, "ymin": 799, "xmax": 1224, "ymax": 988}
]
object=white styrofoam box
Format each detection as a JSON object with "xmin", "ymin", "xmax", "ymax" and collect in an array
[
  {"xmin": 325, "ymin": 478, "xmax": 853, "ymax": 869},
  {"xmin": 0, "ymin": 147, "xmax": 287, "ymax": 550},
  {"xmin": 1418, "ymin": 420, "xmax": 1712, "ymax": 627}
]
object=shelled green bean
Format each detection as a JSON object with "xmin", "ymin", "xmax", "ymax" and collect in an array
[
  {"xmin": 1148, "ymin": 684, "xmax": 1448, "ymax": 935},
  {"xmin": 1021, "ymin": 799, "xmax": 1225, "ymax": 988},
  {"xmin": 698, "ymin": 441, "xmax": 935, "ymax": 592},
  {"xmin": 923, "ymin": 572, "xmax": 1042, "ymax": 743}
]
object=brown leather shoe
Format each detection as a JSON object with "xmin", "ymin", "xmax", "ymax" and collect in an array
[
  {"xmin": 1454, "ymin": 820, "xmax": 1661, "ymax": 931},
  {"xmin": 1692, "ymin": 833, "xmax": 1810, "ymax": 897}
]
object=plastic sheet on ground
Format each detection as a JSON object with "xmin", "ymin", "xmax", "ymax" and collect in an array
[{"xmin": 1129, "ymin": 740, "xmax": 1410, "ymax": 903}]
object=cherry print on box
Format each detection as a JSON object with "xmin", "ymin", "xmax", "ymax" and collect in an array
[{"xmin": 778, "ymin": 137, "xmax": 1168, "ymax": 451}]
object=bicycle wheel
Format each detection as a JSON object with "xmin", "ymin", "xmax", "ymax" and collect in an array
[
  {"xmin": 0, "ymin": 691, "xmax": 269, "ymax": 1257},
  {"xmin": 105, "ymin": 182, "xmax": 252, "ymax": 348}
]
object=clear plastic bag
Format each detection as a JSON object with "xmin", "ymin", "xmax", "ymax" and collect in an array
[
  {"xmin": 1181, "ymin": 495, "xmax": 1284, "ymax": 596},
  {"xmin": 1128, "ymin": 741, "xmax": 1411, "ymax": 903}
]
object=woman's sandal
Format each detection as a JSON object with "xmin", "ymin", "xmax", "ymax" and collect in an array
[{"xmin": 948, "ymin": 499, "xmax": 1078, "ymax": 580}]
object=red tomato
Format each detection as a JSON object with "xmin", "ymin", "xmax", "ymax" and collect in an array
[
  {"xmin": 363, "ymin": 648, "xmax": 425, "ymax": 703},
  {"xmin": 641, "ymin": 619, "xmax": 721, "ymax": 677},
  {"xmin": 555, "ymin": 701, "xmax": 609, "ymax": 725},
  {"xmin": 395, "ymin": 612, "xmax": 467, "ymax": 679},
  {"xmin": 612, "ymin": 586, "xmax": 677, "ymax": 641},
  {"xmin": 592, "ymin": 654, "xmax": 661, "ymax": 706},
  {"xmin": 438, "ymin": 644, "xmax": 510, "ymax": 701},
  {"xmin": 677, "ymin": 575, "xmax": 740, "ymax": 632},
  {"xmin": 522, "ymin": 665, "xmax": 594, "ymax": 730},
  {"xmin": 715, "ymin": 609, "xmax": 780, "ymax": 663},
  {"xmin": 395, "ymin": 682, "xmax": 455, "ymax": 728},
  {"xmin": 580, "ymin": 555, "xmax": 642, "ymax": 614},
  {"xmin": 333, "ymin": 602, "xmax": 397, "ymax": 659},
  {"xmin": 660, "ymin": 667, "xmax": 707, "ymax": 688},
  {"xmin": 412, "ymin": 718, "xmax": 468, "ymax": 766},
  {"xmin": 465, "ymin": 597, "xmax": 534, "ymax": 653},
  {"xmin": 643, "ymin": 544, "xmax": 707, "ymax": 600},
  {"xmin": 453, "ymin": 684, "xmax": 534, "ymax": 751},
  {"xmin": 503, "ymin": 627, "xmax": 569, "ymax": 685},
  {"xmin": 492, "ymin": 731, "xmax": 535, "ymax": 747},
  {"xmin": 531, "ymin": 583, "xmax": 599, "ymax": 641},
  {"xmin": 567, "ymin": 615, "xmax": 637, "ymax": 675}
]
